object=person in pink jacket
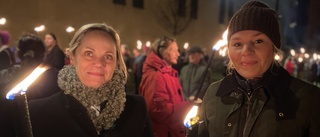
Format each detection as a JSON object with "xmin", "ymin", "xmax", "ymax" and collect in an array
[{"xmin": 139, "ymin": 37, "xmax": 193, "ymax": 137}]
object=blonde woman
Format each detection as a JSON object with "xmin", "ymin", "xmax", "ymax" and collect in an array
[
  {"xmin": 199, "ymin": 1, "xmax": 320, "ymax": 137},
  {"xmin": 27, "ymin": 23, "xmax": 153, "ymax": 137}
]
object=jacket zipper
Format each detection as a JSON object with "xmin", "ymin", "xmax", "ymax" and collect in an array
[{"xmin": 238, "ymin": 86, "xmax": 262, "ymax": 137}]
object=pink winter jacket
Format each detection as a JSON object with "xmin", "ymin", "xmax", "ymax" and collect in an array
[{"xmin": 139, "ymin": 51, "xmax": 193, "ymax": 137}]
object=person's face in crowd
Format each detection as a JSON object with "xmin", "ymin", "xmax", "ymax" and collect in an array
[
  {"xmin": 162, "ymin": 42, "xmax": 180, "ymax": 66},
  {"xmin": 228, "ymin": 30, "xmax": 275, "ymax": 79},
  {"xmin": 44, "ymin": 34, "xmax": 56, "ymax": 48},
  {"xmin": 133, "ymin": 49, "xmax": 140, "ymax": 57},
  {"xmin": 188, "ymin": 52, "xmax": 202, "ymax": 65},
  {"xmin": 69, "ymin": 30, "xmax": 117, "ymax": 88},
  {"xmin": 120, "ymin": 45, "xmax": 127, "ymax": 55},
  {"xmin": 64, "ymin": 48, "xmax": 69, "ymax": 56}
]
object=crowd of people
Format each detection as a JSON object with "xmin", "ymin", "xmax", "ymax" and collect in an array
[
  {"xmin": 284, "ymin": 55, "xmax": 320, "ymax": 86},
  {"xmin": 0, "ymin": 1, "xmax": 319, "ymax": 137}
]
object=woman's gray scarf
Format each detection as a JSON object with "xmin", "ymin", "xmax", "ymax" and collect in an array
[{"xmin": 57, "ymin": 65, "xmax": 126, "ymax": 133}]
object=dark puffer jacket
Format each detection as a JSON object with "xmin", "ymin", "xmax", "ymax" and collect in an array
[{"xmin": 198, "ymin": 65, "xmax": 320, "ymax": 137}]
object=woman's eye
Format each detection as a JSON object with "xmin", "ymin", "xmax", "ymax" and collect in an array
[
  {"xmin": 85, "ymin": 51, "xmax": 93, "ymax": 57},
  {"xmin": 233, "ymin": 43, "xmax": 241, "ymax": 47},
  {"xmin": 254, "ymin": 39, "xmax": 263, "ymax": 44},
  {"xmin": 105, "ymin": 55, "xmax": 113, "ymax": 60}
]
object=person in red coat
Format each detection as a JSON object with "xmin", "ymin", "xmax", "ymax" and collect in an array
[
  {"xmin": 139, "ymin": 37, "xmax": 193, "ymax": 137},
  {"xmin": 285, "ymin": 57, "xmax": 295, "ymax": 76}
]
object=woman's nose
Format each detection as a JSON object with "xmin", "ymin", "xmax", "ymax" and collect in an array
[
  {"xmin": 242, "ymin": 44, "xmax": 254, "ymax": 55},
  {"xmin": 94, "ymin": 57, "xmax": 106, "ymax": 67}
]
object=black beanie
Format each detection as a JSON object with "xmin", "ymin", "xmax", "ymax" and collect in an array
[{"xmin": 227, "ymin": 1, "xmax": 281, "ymax": 49}]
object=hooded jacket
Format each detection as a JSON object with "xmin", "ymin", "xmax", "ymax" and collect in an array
[
  {"xmin": 198, "ymin": 65, "xmax": 320, "ymax": 137},
  {"xmin": 139, "ymin": 51, "xmax": 193, "ymax": 137}
]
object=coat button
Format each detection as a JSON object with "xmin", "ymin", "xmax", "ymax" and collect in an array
[
  {"xmin": 227, "ymin": 123, "xmax": 232, "ymax": 127},
  {"xmin": 278, "ymin": 112, "xmax": 284, "ymax": 117}
]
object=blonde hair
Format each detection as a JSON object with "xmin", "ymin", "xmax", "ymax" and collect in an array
[{"xmin": 68, "ymin": 23, "xmax": 127, "ymax": 79}]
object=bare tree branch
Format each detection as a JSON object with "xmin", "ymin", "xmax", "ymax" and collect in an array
[{"xmin": 153, "ymin": 0, "xmax": 193, "ymax": 36}]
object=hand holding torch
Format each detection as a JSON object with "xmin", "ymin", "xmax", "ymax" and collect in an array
[{"xmin": 6, "ymin": 64, "xmax": 49, "ymax": 137}]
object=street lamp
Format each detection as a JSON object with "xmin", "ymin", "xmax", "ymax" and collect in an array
[
  {"xmin": 66, "ymin": 26, "xmax": 75, "ymax": 33},
  {"xmin": 34, "ymin": 25, "xmax": 45, "ymax": 32},
  {"xmin": 66, "ymin": 26, "xmax": 75, "ymax": 41},
  {"xmin": 0, "ymin": 17, "xmax": 6, "ymax": 25}
]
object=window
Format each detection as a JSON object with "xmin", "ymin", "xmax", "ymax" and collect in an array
[
  {"xmin": 133, "ymin": 0, "xmax": 144, "ymax": 9},
  {"xmin": 178, "ymin": 0, "xmax": 186, "ymax": 17},
  {"xmin": 113, "ymin": 0, "xmax": 125, "ymax": 5},
  {"xmin": 190, "ymin": 0, "xmax": 198, "ymax": 19}
]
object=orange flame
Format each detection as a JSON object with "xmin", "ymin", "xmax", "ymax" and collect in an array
[
  {"xmin": 6, "ymin": 64, "xmax": 49, "ymax": 100},
  {"xmin": 212, "ymin": 29, "xmax": 228, "ymax": 51},
  {"xmin": 184, "ymin": 105, "xmax": 199, "ymax": 129}
]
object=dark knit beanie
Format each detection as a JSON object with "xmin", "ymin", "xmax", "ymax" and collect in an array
[{"xmin": 227, "ymin": 1, "xmax": 281, "ymax": 49}]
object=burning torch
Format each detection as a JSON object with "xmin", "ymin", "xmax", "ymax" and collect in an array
[
  {"xmin": 184, "ymin": 30, "xmax": 228, "ymax": 131},
  {"xmin": 6, "ymin": 64, "xmax": 49, "ymax": 137}
]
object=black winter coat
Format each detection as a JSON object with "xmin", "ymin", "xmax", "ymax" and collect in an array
[
  {"xmin": 29, "ymin": 92, "xmax": 153, "ymax": 137},
  {"xmin": 43, "ymin": 45, "xmax": 65, "ymax": 70}
]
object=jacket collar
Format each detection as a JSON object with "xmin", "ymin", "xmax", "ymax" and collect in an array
[
  {"xmin": 60, "ymin": 92, "xmax": 99, "ymax": 136},
  {"xmin": 217, "ymin": 65, "xmax": 297, "ymax": 120},
  {"xmin": 217, "ymin": 65, "xmax": 292, "ymax": 100}
]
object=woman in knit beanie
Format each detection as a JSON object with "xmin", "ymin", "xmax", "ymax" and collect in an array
[{"xmin": 198, "ymin": 1, "xmax": 320, "ymax": 137}]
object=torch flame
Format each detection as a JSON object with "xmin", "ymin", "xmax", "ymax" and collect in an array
[
  {"xmin": 183, "ymin": 42, "xmax": 189, "ymax": 50},
  {"xmin": 184, "ymin": 105, "xmax": 199, "ymax": 129},
  {"xmin": 212, "ymin": 29, "xmax": 228, "ymax": 51},
  {"xmin": 137, "ymin": 40, "xmax": 142, "ymax": 50},
  {"xmin": 213, "ymin": 40, "xmax": 227, "ymax": 51},
  {"xmin": 6, "ymin": 65, "xmax": 49, "ymax": 100}
]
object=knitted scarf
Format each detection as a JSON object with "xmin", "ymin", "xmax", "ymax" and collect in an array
[{"xmin": 57, "ymin": 65, "xmax": 126, "ymax": 133}]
